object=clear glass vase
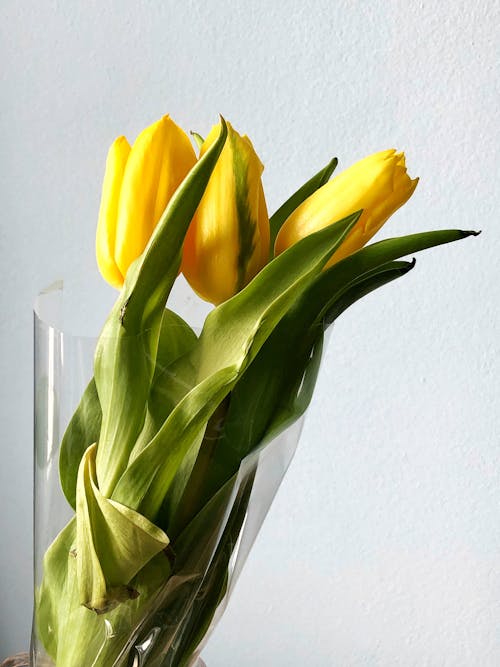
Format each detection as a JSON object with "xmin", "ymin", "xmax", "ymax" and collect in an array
[{"xmin": 31, "ymin": 283, "xmax": 314, "ymax": 667}]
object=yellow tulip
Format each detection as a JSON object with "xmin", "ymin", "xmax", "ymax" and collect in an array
[
  {"xmin": 182, "ymin": 122, "xmax": 270, "ymax": 305},
  {"xmin": 96, "ymin": 115, "xmax": 197, "ymax": 288},
  {"xmin": 274, "ymin": 149, "xmax": 418, "ymax": 266}
]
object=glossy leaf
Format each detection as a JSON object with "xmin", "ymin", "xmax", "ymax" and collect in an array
[
  {"xmin": 112, "ymin": 211, "xmax": 361, "ymax": 520},
  {"xmin": 36, "ymin": 518, "xmax": 171, "ymax": 667},
  {"xmin": 59, "ymin": 309, "xmax": 198, "ymax": 509},
  {"xmin": 190, "ymin": 131, "xmax": 205, "ymax": 150},
  {"xmin": 301, "ymin": 228, "xmax": 478, "ymax": 329},
  {"xmin": 130, "ymin": 309, "xmax": 198, "ymax": 459},
  {"xmin": 170, "ymin": 228, "xmax": 476, "ymax": 530},
  {"xmin": 323, "ymin": 259, "xmax": 416, "ymax": 324},
  {"xmin": 269, "ymin": 156, "xmax": 338, "ymax": 254},
  {"xmin": 76, "ymin": 444, "xmax": 169, "ymax": 611},
  {"xmin": 94, "ymin": 119, "xmax": 228, "ymax": 497},
  {"xmin": 59, "ymin": 378, "xmax": 101, "ymax": 509}
]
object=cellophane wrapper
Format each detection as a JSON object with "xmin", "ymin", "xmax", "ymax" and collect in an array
[{"xmin": 31, "ymin": 284, "xmax": 313, "ymax": 667}]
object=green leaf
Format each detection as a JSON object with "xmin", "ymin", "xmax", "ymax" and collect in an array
[
  {"xmin": 131, "ymin": 309, "xmax": 199, "ymax": 459},
  {"xmin": 113, "ymin": 366, "xmax": 239, "ymax": 520},
  {"xmin": 76, "ymin": 444, "xmax": 169, "ymax": 612},
  {"xmin": 36, "ymin": 519, "xmax": 171, "ymax": 667},
  {"xmin": 252, "ymin": 229, "xmax": 478, "ymax": 443},
  {"xmin": 244, "ymin": 229, "xmax": 478, "ymax": 450},
  {"xmin": 323, "ymin": 259, "xmax": 416, "ymax": 325},
  {"xmin": 58, "ymin": 309, "xmax": 197, "ymax": 510},
  {"xmin": 190, "ymin": 131, "xmax": 205, "ymax": 150},
  {"xmin": 156, "ymin": 309, "xmax": 198, "ymax": 370},
  {"xmin": 167, "ymin": 398, "xmax": 230, "ymax": 538},
  {"xmin": 269, "ymin": 156, "xmax": 338, "ymax": 255},
  {"xmin": 171, "ymin": 332, "xmax": 324, "ymax": 537},
  {"xmin": 301, "ymin": 228, "xmax": 478, "ymax": 329},
  {"xmin": 253, "ymin": 328, "xmax": 325, "ymax": 443},
  {"xmin": 112, "ymin": 211, "xmax": 361, "ymax": 521},
  {"xmin": 94, "ymin": 119, "xmax": 228, "ymax": 497},
  {"xmin": 170, "ymin": 228, "xmax": 476, "ymax": 527},
  {"xmin": 59, "ymin": 378, "xmax": 101, "ymax": 509}
]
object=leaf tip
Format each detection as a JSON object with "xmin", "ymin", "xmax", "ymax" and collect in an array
[{"xmin": 216, "ymin": 115, "xmax": 229, "ymax": 146}]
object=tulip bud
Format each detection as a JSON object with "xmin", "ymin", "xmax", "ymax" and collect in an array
[
  {"xmin": 182, "ymin": 122, "xmax": 270, "ymax": 305},
  {"xmin": 96, "ymin": 115, "xmax": 197, "ymax": 288},
  {"xmin": 274, "ymin": 149, "xmax": 418, "ymax": 266}
]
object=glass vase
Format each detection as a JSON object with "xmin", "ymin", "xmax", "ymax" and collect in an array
[{"xmin": 31, "ymin": 283, "xmax": 315, "ymax": 667}]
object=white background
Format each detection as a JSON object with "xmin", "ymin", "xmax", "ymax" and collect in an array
[{"xmin": 1, "ymin": 1, "xmax": 499, "ymax": 664}]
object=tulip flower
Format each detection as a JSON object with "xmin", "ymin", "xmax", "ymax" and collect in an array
[
  {"xmin": 96, "ymin": 115, "xmax": 197, "ymax": 288},
  {"xmin": 182, "ymin": 122, "xmax": 270, "ymax": 305},
  {"xmin": 274, "ymin": 149, "xmax": 418, "ymax": 266}
]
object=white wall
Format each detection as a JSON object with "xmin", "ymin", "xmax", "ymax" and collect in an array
[{"xmin": 1, "ymin": 1, "xmax": 498, "ymax": 664}]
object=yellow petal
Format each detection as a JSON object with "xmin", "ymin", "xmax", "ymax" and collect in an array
[
  {"xmin": 96, "ymin": 136, "xmax": 131, "ymax": 288},
  {"xmin": 182, "ymin": 122, "xmax": 269, "ymax": 305},
  {"xmin": 152, "ymin": 119, "xmax": 198, "ymax": 224},
  {"xmin": 114, "ymin": 115, "xmax": 196, "ymax": 279}
]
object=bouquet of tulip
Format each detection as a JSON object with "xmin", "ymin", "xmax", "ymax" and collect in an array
[{"xmin": 33, "ymin": 115, "xmax": 477, "ymax": 667}]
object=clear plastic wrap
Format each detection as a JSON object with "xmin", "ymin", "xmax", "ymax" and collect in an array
[{"xmin": 32, "ymin": 284, "xmax": 313, "ymax": 667}]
